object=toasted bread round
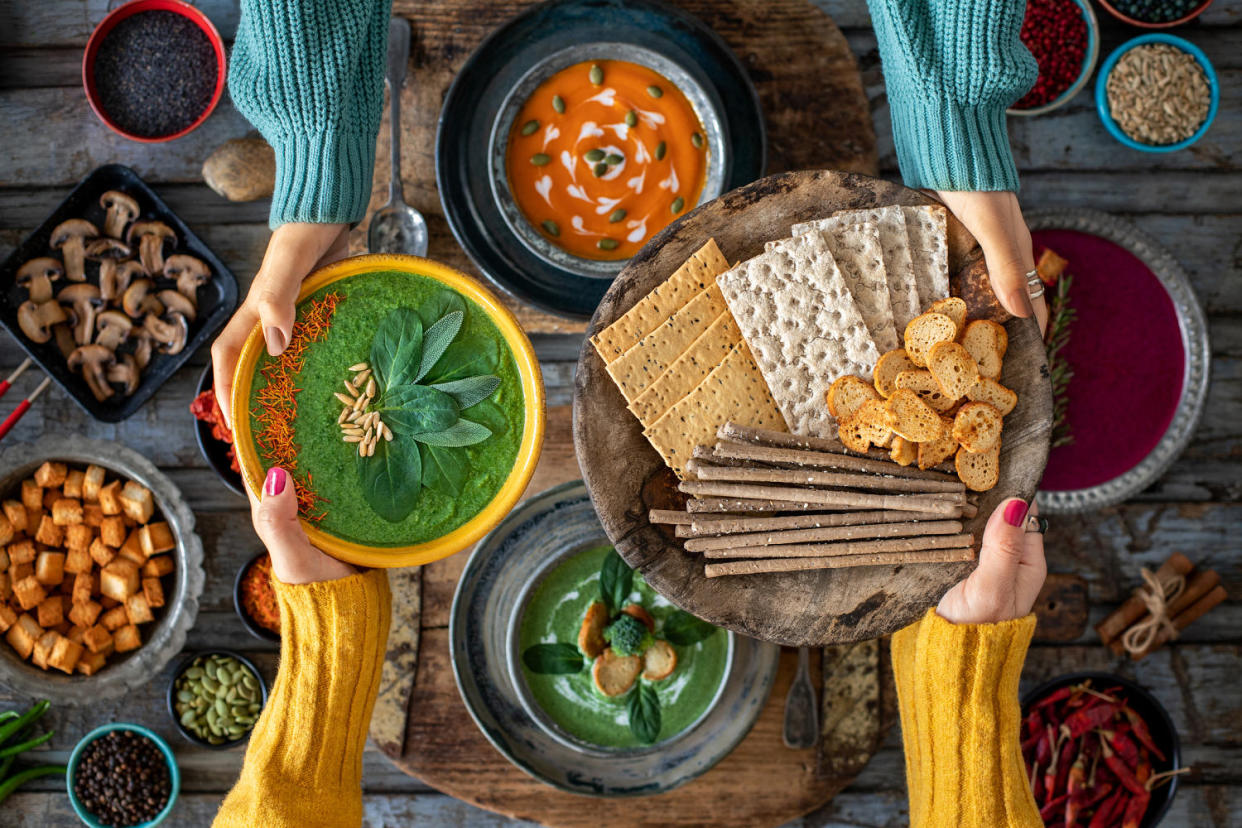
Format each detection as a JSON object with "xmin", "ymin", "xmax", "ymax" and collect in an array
[
  {"xmin": 642, "ymin": 639, "xmax": 678, "ymax": 681},
  {"xmin": 890, "ymin": 435, "xmax": 917, "ymax": 466},
  {"xmin": 961, "ymin": 319, "xmax": 1007, "ymax": 379},
  {"xmin": 903, "ymin": 312, "xmax": 957, "ymax": 367},
  {"xmin": 838, "ymin": 399, "xmax": 893, "ymax": 453},
  {"xmin": 967, "ymin": 377, "xmax": 1018, "ymax": 416},
  {"xmin": 827, "ymin": 375, "xmax": 879, "ymax": 421},
  {"xmin": 873, "ymin": 349, "xmax": 917, "ymax": 398},
  {"xmin": 928, "ymin": 341, "xmax": 981, "ymax": 401},
  {"xmin": 592, "ymin": 648, "xmax": 643, "ymax": 697},
  {"xmin": 578, "ymin": 601, "xmax": 609, "ymax": 659},
  {"xmin": 930, "ymin": 297, "xmax": 968, "ymax": 338},
  {"xmin": 953, "ymin": 402, "xmax": 1003, "ymax": 454},
  {"xmin": 895, "ymin": 369, "xmax": 957, "ymax": 413},
  {"xmin": 917, "ymin": 417, "xmax": 957, "ymax": 470},
  {"xmin": 885, "ymin": 389, "xmax": 943, "ymax": 443},
  {"xmin": 955, "ymin": 441, "xmax": 1000, "ymax": 492},
  {"xmin": 622, "ymin": 603, "xmax": 655, "ymax": 633}
]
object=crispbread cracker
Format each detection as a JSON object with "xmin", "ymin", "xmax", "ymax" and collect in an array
[
  {"xmin": 629, "ymin": 312, "xmax": 742, "ymax": 424},
  {"xmin": 717, "ymin": 233, "xmax": 879, "ymax": 439},
  {"xmin": 901, "ymin": 205, "xmax": 950, "ymax": 306},
  {"xmin": 591, "ymin": 239, "xmax": 730, "ymax": 363},
  {"xmin": 605, "ymin": 286, "xmax": 726, "ymax": 402},
  {"xmin": 643, "ymin": 344, "xmax": 785, "ymax": 478}
]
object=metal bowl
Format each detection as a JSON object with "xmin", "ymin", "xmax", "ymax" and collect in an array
[{"xmin": 0, "ymin": 436, "xmax": 205, "ymax": 704}]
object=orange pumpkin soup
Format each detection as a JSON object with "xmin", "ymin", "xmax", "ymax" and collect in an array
[{"xmin": 506, "ymin": 59, "xmax": 709, "ymax": 261}]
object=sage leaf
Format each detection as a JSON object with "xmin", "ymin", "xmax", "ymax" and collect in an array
[
  {"xmin": 414, "ymin": 418, "xmax": 492, "ymax": 447},
  {"xmin": 599, "ymin": 548, "xmax": 633, "ymax": 612},
  {"xmin": 662, "ymin": 610, "xmax": 717, "ymax": 646},
  {"xmin": 628, "ymin": 683, "xmax": 661, "ymax": 744},
  {"xmin": 424, "ymin": 335, "xmax": 499, "ymax": 384},
  {"xmin": 371, "ymin": 308, "xmax": 423, "ymax": 391},
  {"xmin": 522, "ymin": 643, "xmax": 583, "ymax": 675},
  {"xmin": 430, "ymin": 375, "xmax": 501, "ymax": 409},
  {"xmin": 382, "ymin": 385, "xmax": 458, "ymax": 436},
  {"xmin": 417, "ymin": 290, "xmax": 467, "ymax": 330},
  {"xmin": 356, "ymin": 436, "xmax": 421, "ymax": 523},
  {"xmin": 420, "ymin": 443, "xmax": 468, "ymax": 496},
  {"xmin": 465, "ymin": 399, "xmax": 509, "ymax": 436},
  {"xmin": 416, "ymin": 310, "xmax": 464, "ymax": 382}
]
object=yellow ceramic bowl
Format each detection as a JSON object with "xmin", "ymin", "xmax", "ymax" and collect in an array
[{"xmin": 231, "ymin": 254, "xmax": 545, "ymax": 568}]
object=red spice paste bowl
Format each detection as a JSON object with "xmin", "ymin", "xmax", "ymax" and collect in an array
[
  {"xmin": 82, "ymin": 0, "xmax": 227, "ymax": 143},
  {"xmin": 1096, "ymin": 0, "xmax": 1214, "ymax": 29},
  {"xmin": 233, "ymin": 552, "xmax": 280, "ymax": 642}
]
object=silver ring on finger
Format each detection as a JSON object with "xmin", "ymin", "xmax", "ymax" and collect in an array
[
  {"xmin": 1025, "ymin": 270, "xmax": 1046, "ymax": 300},
  {"xmin": 1026, "ymin": 515, "xmax": 1048, "ymax": 534}
]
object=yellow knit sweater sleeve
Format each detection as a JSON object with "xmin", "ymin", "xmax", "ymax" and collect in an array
[
  {"xmin": 213, "ymin": 568, "xmax": 392, "ymax": 828},
  {"xmin": 892, "ymin": 608, "xmax": 1041, "ymax": 828}
]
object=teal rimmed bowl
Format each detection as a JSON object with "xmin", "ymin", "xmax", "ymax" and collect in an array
[
  {"xmin": 67, "ymin": 723, "xmax": 180, "ymax": 827},
  {"xmin": 1095, "ymin": 34, "xmax": 1219, "ymax": 152},
  {"xmin": 1008, "ymin": 0, "xmax": 1099, "ymax": 116}
]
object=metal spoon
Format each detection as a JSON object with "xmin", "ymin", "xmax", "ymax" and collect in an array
[
  {"xmin": 782, "ymin": 646, "xmax": 820, "ymax": 749},
  {"xmin": 367, "ymin": 17, "xmax": 429, "ymax": 257}
]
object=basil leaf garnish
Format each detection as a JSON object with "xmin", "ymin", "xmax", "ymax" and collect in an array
[
  {"xmin": 599, "ymin": 549, "xmax": 633, "ymax": 613},
  {"xmin": 522, "ymin": 643, "xmax": 584, "ymax": 675},
  {"xmin": 419, "ymin": 443, "xmax": 468, "ymax": 496},
  {"xmin": 416, "ymin": 290, "xmax": 466, "ymax": 330},
  {"xmin": 628, "ymin": 683, "xmax": 661, "ymax": 744},
  {"xmin": 423, "ymin": 335, "xmax": 499, "ymax": 384},
  {"xmin": 371, "ymin": 308, "xmax": 423, "ymax": 391},
  {"xmin": 416, "ymin": 310, "xmax": 464, "ymax": 382},
  {"xmin": 430, "ymin": 375, "xmax": 501, "ymax": 410},
  {"xmin": 381, "ymin": 385, "xmax": 459, "ymax": 436},
  {"xmin": 662, "ymin": 610, "xmax": 717, "ymax": 646},
  {"xmin": 414, "ymin": 419, "xmax": 492, "ymax": 447},
  {"xmin": 356, "ymin": 435, "xmax": 421, "ymax": 523}
]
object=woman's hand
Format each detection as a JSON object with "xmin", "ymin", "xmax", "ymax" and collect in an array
[
  {"xmin": 938, "ymin": 498, "xmax": 1047, "ymax": 625},
  {"xmin": 935, "ymin": 190, "xmax": 1048, "ymax": 335},
  {"xmin": 211, "ymin": 222, "xmax": 349, "ymax": 428},
  {"xmin": 250, "ymin": 466, "xmax": 355, "ymax": 585}
]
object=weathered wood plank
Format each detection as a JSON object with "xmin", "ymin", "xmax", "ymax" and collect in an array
[
  {"xmin": 0, "ymin": 186, "xmax": 270, "ymax": 228},
  {"xmin": 0, "ymin": 0, "xmax": 240, "ymax": 47}
]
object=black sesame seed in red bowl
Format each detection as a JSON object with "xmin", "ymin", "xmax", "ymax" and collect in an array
[
  {"xmin": 68, "ymin": 724, "xmax": 179, "ymax": 828},
  {"xmin": 1010, "ymin": 0, "xmax": 1100, "ymax": 115}
]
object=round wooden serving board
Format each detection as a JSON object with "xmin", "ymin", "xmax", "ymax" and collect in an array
[{"xmin": 573, "ymin": 169, "xmax": 1053, "ymax": 646}]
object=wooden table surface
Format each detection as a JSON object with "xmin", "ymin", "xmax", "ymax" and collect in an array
[{"xmin": 1, "ymin": 1, "xmax": 1240, "ymax": 825}]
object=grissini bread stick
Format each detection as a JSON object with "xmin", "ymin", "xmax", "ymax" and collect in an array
[
  {"xmin": 704, "ymin": 546, "xmax": 974, "ymax": 577},
  {"xmin": 686, "ymin": 497, "xmax": 841, "ymax": 513},
  {"xmin": 686, "ymin": 459, "xmax": 966, "ymax": 493},
  {"xmin": 684, "ymin": 519, "xmax": 963, "ymax": 553},
  {"xmin": 701, "ymin": 533, "xmax": 974, "ymax": 559},
  {"xmin": 674, "ymin": 509, "xmax": 952, "ymax": 537},
  {"xmin": 678, "ymin": 481, "xmax": 963, "ymax": 516},
  {"xmin": 717, "ymin": 421, "xmax": 956, "ymax": 473},
  {"xmin": 712, "ymin": 441, "xmax": 957, "ymax": 481}
]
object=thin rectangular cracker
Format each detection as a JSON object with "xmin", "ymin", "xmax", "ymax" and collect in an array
[
  {"xmin": 629, "ymin": 311, "xmax": 742, "ymax": 425},
  {"xmin": 604, "ymin": 286, "xmax": 727, "ymax": 402},
  {"xmin": 643, "ymin": 343, "xmax": 785, "ymax": 478},
  {"xmin": 590, "ymin": 239, "xmax": 730, "ymax": 363},
  {"xmin": 717, "ymin": 232, "xmax": 880, "ymax": 440},
  {"xmin": 828, "ymin": 206, "xmax": 922, "ymax": 334},
  {"xmin": 900, "ymin": 205, "xmax": 950, "ymax": 307}
]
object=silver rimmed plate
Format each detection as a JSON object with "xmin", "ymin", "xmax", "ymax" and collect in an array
[
  {"xmin": 450, "ymin": 480, "xmax": 779, "ymax": 796},
  {"xmin": 1029, "ymin": 208, "xmax": 1210, "ymax": 514}
]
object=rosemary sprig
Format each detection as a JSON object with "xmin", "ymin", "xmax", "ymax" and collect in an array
[{"xmin": 1045, "ymin": 272, "xmax": 1076, "ymax": 447}]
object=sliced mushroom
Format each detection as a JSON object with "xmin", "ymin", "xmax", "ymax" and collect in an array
[
  {"xmin": 144, "ymin": 312, "xmax": 189, "ymax": 356},
  {"xmin": 102, "ymin": 259, "xmax": 146, "ymax": 303},
  {"xmin": 17, "ymin": 300, "xmax": 69, "ymax": 344},
  {"xmin": 58, "ymin": 283, "xmax": 104, "ymax": 346},
  {"xmin": 163, "ymin": 254, "xmax": 211, "ymax": 300},
  {"xmin": 16, "ymin": 258, "xmax": 64, "ymax": 303},
  {"xmin": 126, "ymin": 221, "xmax": 176, "ymax": 275},
  {"xmin": 105, "ymin": 353, "xmax": 140, "ymax": 396},
  {"xmin": 156, "ymin": 289, "xmax": 196, "ymax": 322},
  {"xmin": 68, "ymin": 344, "xmax": 115, "ymax": 402},
  {"xmin": 121, "ymin": 278, "xmax": 163, "ymax": 319},
  {"xmin": 52, "ymin": 324, "xmax": 77, "ymax": 360},
  {"xmin": 94, "ymin": 310, "xmax": 134, "ymax": 350},
  {"xmin": 130, "ymin": 329, "xmax": 154, "ymax": 370},
  {"xmin": 85, "ymin": 237, "xmax": 132, "ymax": 262},
  {"xmin": 99, "ymin": 190, "xmax": 139, "ymax": 239},
  {"xmin": 50, "ymin": 218, "xmax": 98, "ymax": 282}
]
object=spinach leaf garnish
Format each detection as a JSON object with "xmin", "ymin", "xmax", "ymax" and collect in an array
[
  {"xmin": 628, "ymin": 683, "xmax": 661, "ymax": 744},
  {"xmin": 662, "ymin": 610, "xmax": 718, "ymax": 646},
  {"xmin": 356, "ymin": 436, "xmax": 421, "ymax": 523},
  {"xmin": 599, "ymin": 549, "xmax": 634, "ymax": 613},
  {"xmin": 522, "ymin": 643, "xmax": 584, "ymax": 675}
]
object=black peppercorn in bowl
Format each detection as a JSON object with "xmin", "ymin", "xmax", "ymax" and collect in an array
[
  {"xmin": 67, "ymin": 723, "xmax": 180, "ymax": 827},
  {"xmin": 1097, "ymin": 0, "xmax": 1213, "ymax": 29},
  {"xmin": 166, "ymin": 649, "xmax": 269, "ymax": 749}
]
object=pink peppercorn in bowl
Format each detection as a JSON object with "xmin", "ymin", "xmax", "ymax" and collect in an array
[{"xmin": 1008, "ymin": 0, "xmax": 1100, "ymax": 117}]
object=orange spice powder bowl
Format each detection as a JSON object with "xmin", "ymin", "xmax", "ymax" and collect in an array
[{"xmin": 229, "ymin": 254, "xmax": 546, "ymax": 569}]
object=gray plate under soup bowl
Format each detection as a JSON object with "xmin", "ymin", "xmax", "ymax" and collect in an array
[{"xmin": 450, "ymin": 479, "xmax": 779, "ymax": 796}]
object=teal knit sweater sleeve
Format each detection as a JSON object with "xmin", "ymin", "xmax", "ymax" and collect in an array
[
  {"xmin": 228, "ymin": 0, "xmax": 392, "ymax": 228},
  {"xmin": 866, "ymin": 0, "xmax": 1036, "ymax": 193}
]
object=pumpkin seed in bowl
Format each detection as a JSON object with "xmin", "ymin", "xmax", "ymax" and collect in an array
[{"xmin": 168, "ymin": 651, "xmax": 267, "ymax": 748}]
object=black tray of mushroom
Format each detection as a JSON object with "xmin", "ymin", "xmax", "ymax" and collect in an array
[{"xmin": 0, "ymin": 164, "xmax": 238, "ymax": 422}]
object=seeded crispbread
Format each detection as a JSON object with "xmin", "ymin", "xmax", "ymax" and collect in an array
[
  {"xmin": 591, "ymin": 238, "xmax": 730, "ymax": 363},
  {"xmin": 628, "ymin": 311, "xmax": 742, "ymax": 425},
  {"xmin": 604, "ymin": 286, "xmax": 727, "ymax": 403},
  {"xmin": 716, "ymin": 232, "xmax": 879, "ymax": 439},
  {"xmin": 643, "ymin": 343, "xmax": 785, "ymax": 478},
  {"xmin": 901, "ymin": 205, "xmax": 950, "ymax": 306}
]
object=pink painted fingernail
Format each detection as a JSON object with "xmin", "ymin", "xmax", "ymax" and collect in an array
[
  {"xmin": 264, "ymin": 326, "xmax": 287, "ymax": 355},
  {"xmin": 264, "ymin": 466, "xmax": 287, "ymax": 497},
  {"xmin": 1003, "ymin": 499, "xmax": 1029, "ymax": 527}
]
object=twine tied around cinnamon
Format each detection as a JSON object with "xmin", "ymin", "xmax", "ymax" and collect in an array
[{"xmin": 1120, "ymin": 567, "xmax": 1186, "ymax": 655}]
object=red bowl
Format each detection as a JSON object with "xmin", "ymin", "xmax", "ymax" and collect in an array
[
  {"xmin": 82, "ymin": 0, "xmax": 227, "ymax": 143},
  {"xmin": 1095, "ymin": 0, "xmax": 1214, "ymax": 28}
]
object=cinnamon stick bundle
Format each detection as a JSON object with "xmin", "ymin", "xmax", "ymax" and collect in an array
[
  {"xmin": 673, "ymin": 509, "xmax": 953, "ymax": 537},
  {"xmin": 679, "ymin": 480, "xmax": 963, "ymax": 516},
  {"xmin": 704, "ymin": 546, "xmax": 976, "ymax": 578},
  {"xmin": 712, "ymin": 441, "xmax": 956, "ymax": 482},
  {"xmin": 684, "ymin": 519, "xmax": 964, "ymax": 553},
  {"xmin": 686, "ymin": 459, "xmax": 966, "ymax": 494},
  {"xmin": 1132, "ymin": 585, "xmax": 1228, "ymax": 661},
  {"xmin": 1113, "ymin": 568, "xmax": 1223, "ymax": 657},
  {"xmin": 701, "ymin": 533, "xmax": 975, "ymax": 559},
  {"xmin": 1096, "ymin": 553, "xmax": 1194, "ymax": 645}
]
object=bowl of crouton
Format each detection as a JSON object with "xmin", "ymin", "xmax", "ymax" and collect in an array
[{"xmin": 0, "ymin": 435, "xmax": 204, "ymax": 703}]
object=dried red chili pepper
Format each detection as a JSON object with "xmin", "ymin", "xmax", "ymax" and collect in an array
[
  {"xmin": 1099, "ymin": 734, "xmax": 1147, "ymax": 796},
  {"xmin": 1121, "ymin": 789, "xmax": 1151, "ymax": 828},
  {"xmin": 1064, "ymin": 756, "xmax": 1087, "ymax": 826},
  {"xmin": 1054, "ymin": 737, "xmax": 1075, "ymax": 796},
  {"xmin": 1039, "ymin": 792, "xmax": 1069, "ymax": 823},
  {"xmin": 1087, "ymin": 788, "xmax": 1126, "ymax": 828},
  {"xmin": 1034, "ymin": 686, "xmax": 1074, "ymax": 711},
  {"xmin": 1045, "ymin": 727, "xmax": 1066, "ymax": 796},
  {"xmin": 1123, "ymin": 706, "xmax": 1166, "ymax": 762},
  {"xmin": 1062, "ymin": 703, "xmax": 1119, "ymax": 739}
]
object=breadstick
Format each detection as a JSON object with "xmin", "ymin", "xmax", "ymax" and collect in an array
[
  {"xmin": 686, "ymin": 497, "xmax": 836, "ymax": 513},
  {"xmin": 649, "ymin": 509, "xmax": 741, "ymax": 525},
  {"xmin": 717, "ymin": 422, "xmax": 956, "ymax": 473},
  {"xmin": 704, "ymin": 547, "xmax": 976, "ymax": 577},
  {"xmin": 686, "ymin": 459, "xmax": 966, "ymax": 494},
  {"xmin": 712, "ymin": 442, "xmax": 957, "ymax": 481},
  {"xmin": 685, "ymin": 520, "xmax": 963, "ymax": 552},
  {"xmin": 700, "ymin": 533, "xmax": 975, "ymax": 559},
  {"xmin": 673, "ymin": 509, "xmax": 953, "ymax": 537},
  {"xmin": 679, "ymin": 481, "xmax": 963, "ymax": 516}
]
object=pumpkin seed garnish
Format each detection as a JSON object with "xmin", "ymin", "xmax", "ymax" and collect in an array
[
  {"xmin": 584, "ymin": 148, "xmax": 605, "ymax": 162},
  {"xmin": 541, "ymin": 219, "xmax": 560, "ymax": 237},
  {"xmin": 691, "ymin": 132, "xmax": 704, "ymax": 149},
  {"xmin": 647, "ymin": 85, "xmax": 663, "ymax": 98},
  {"xmin": 552, "ymin": 95, "xmax": 565, "ymax": 114},
  {"xmin": 625, "ymin": 110, "xmax": 638, "ymax": 128},
  {"xmin": 531, "ymin": 153, "xmax": 551, "ymax": 166},
  {"xmin": 597, "ymin": 238, "xmax": 619, "ymax": 251},
  {"xmin": 593, "ymin": 162, "xmax": 608, "ymax": 177},
  {"xmin": 671, "ymin": 197, "xmax": 685, "ymax": 213},
  {"xmin": 520, "ymin": 119, "xmax": 540, "ymax": 136},
  {"xmin": 589, "ymin": 64, "xmax": 604, "ymax": 85},
  {"xmin": 609, "ymin": 209, "xmax": 627, "ymax": 223},
  {"xmin": 605, "ymin": 153, "xmax": 624, "ymax": 165},
  {"xmin": 655, "ymin": 141, "xmax": 667, "ymax": 160}
]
